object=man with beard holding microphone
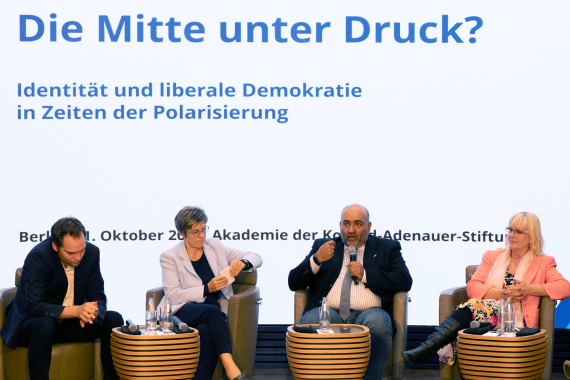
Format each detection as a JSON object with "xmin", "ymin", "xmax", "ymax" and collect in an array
[{"xmin": 288, "ymin": 204, "xmax": 413, "ymax": 379}]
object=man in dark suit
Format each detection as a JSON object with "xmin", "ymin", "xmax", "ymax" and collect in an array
[
  {"xmin": 0, "ymin": 217, "xmax": 123, "ymax": 380},
  {"xmin": 288, "ymin": 204, "xmax": 412, "ymax": 379}
]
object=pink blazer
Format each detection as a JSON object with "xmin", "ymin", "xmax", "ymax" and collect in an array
[{"xmin": 467, "ymin": 250, "xmax": 570, "ymax": 328}]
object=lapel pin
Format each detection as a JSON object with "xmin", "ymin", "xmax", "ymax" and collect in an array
[{"xmin": 373, "ymin": 255, "xmax": 377, "ymax": 258}]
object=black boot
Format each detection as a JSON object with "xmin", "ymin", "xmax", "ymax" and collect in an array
[{"xmin": 402, "ymin": 316, "xmax": 463, "ymax": 367}]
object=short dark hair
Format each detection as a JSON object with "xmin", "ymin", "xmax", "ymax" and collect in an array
[
  {"xmin": 175, "ymin": 206, "xmax": 208, "ymax": 236},
  {"xmin": 51, "ymin": 217, "xmax": 86, "ymax": 248}
]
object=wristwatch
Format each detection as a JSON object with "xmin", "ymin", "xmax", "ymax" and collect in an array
[
  {"xmin": 312, "ymin": 254, "xmax": 321, "ymax": 266},
  {"xmin": 240, "ymin": 259, "xmax": 252, "ymax": 269}
]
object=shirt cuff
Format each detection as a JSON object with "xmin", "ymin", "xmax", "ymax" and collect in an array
[
  {"xmin": 310, "ymin": 255, "xmax": 321, "ymax": 274},
  {"xmin": 362, "ymin": 270, "xmax": 367, "ymax": 284}
]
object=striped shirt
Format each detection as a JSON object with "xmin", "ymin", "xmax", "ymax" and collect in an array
[{"xmin": 311, "ymin": 244, "xmax": 381, "ymax": 310}]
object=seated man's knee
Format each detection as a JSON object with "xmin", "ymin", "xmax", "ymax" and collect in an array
[
  {"xmin": 299, "ymin": 307, "xmax": 320, "ymax": 324},
  {"xmin": 103, "ymin": 310, "xmax": 124, "ymax": 328},
  {"xmin": 360, "ymin": 309, "xmax": 393, "ymax": 337},
  {"xmin": 29, "ymin": 316, "xmax": 58, "ymax": 340}
]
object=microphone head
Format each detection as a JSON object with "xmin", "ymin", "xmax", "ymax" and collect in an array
[
  {"xmin": 126, "ymin": 319, "xmax": 137, "ymax": 332},
  {"xmin": 173, "ymin": 316, "xmax": 189, "ymax": 332},
  {"xmin": 470, "ymin": 321, "xmax": 480, "ymax": 329},
  {"xmin": 347, "ymin": 245, "xmax": 356, "ymax": 255}
]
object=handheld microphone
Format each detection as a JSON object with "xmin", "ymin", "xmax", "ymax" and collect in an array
[
  {"xmin": 347, "ymin": 246, "xmax": 359, "ymax": 285},
  {"xmin": 173, "ymin": 316, "xmax": 188, "ymax": 332},
  {"xmin": 469, "ymin": 321, "xmax": 480, "ymax": 329},
  {"xmin": 126, "ymin": 319, "xmax": 138, "ymax": 333}
]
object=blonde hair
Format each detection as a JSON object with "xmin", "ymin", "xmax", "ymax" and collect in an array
[{"xmin": 506, "ymin": 212, "xmax": 545, "ymax": 257}]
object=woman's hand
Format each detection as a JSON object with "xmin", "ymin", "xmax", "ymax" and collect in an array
[
  {"xmin": 208, "ymin": 276, "xmax": 229, "ymax": 293},
  {"xmin": 505, "ymin": 280, "xmax": 531, "ymax": 301},
  {"xmin": 505, "ymin": 280, "xmax": 547, "ymax": 301},
  {"xmin": 229, "ymin": 260, "xmax": 246, "ymax": 277},
  {"xmin": 504, "ymin": 285, "xmax": 523, "ymax": 301}
]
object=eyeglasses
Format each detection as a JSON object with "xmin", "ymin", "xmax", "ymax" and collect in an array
[
  {"xmin": 187, "ymin": 226, "xmax": 209, "ymax": 236},
  {"xmin": 506, "ymin": 227, "xmax": 529, "ymax": 235}
]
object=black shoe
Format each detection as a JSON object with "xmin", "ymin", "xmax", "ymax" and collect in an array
[
  {"xmin": 232, "ymin": 371, "xmax": 249, "ymax": 380},
  {"xmin": 402, "ymin": 316, "xmax": 463, "ymax": 367}
]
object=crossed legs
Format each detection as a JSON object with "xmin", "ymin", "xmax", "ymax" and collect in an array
[{"xmin": 175, "ymin": 303, "xmax": 243, "ymax": 380}]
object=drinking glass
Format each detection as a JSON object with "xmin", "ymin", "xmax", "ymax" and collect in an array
[
  {"xmin": 497, "ymin": 299, "xmax": 506, "ymax": 336},
  {"xmin": 319, "ymin": 297, "xmax": 331, "ymax": 331},
  {"xmin": 146, "ymin": 298, "xmax": 158, "ymax": 335},
  {"xmin": 504, "ymin": 297, "xmax": 516, "ymax": 337},
  {"xmin": 162, "ymin": 309, "xmax": 173, "ymax": 332}
]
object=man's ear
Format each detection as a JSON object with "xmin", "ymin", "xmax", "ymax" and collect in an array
[
  {"xmin": 52, "ymin": 241, "xmax": 58, "ymax": 252},
  {"xmin": 367, "ymin": 222, "xmax": 372, "ymax": 233}
]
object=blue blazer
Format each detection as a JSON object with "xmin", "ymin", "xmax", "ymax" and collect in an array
[
  {"xmin": 0, "ymin": 238, "xmax": 107, "ymax": 349},
  {"xmin": 288, "ymin": 236, "xmax": 412, "ymax": 333},
  {"xmin": 158, "ymin": 238, "xmax": 263, "ymax": 315}
]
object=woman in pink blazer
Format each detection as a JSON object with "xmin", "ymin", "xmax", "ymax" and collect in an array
[{"xmin": 403, "ymin": 212, "xmax": 570, "ymax": 366}]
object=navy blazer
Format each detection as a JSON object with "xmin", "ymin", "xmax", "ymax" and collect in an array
[
  {"xmin": 0, "ymin": 238, "xmax": 107, "ymax": 349},
  {"xmin": 288, "ymin": 236, "xmax": 412, "ymax": 333}
]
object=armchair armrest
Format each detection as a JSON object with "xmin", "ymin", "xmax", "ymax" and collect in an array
[
  {"xmin": 0, "ymin": 288, "xmax": 16, "ymax": 330},
  {"xmin": 0, "ymin": 287, "xmax": 17, "ymax": 380},
  {"xmin": 539, "ymin": 296, "xmax": 556, "ymax": 380},
  {"xmin": 391, "ymin": 291, "xmax": 408, "ymax": 379},
  {"xmin": 226, "ymin": 285, "xmax": 261, "ymax": 376},
  {"xmin": 145, "ymin": 287, "xmax": 165, "ymax": 310},
  {"xmin": 439, "ymin": 286, "xmax": 468, "ymax": 323},
  {"xmin": 294, "ymin": 289, "xmax": 308, "ymax": 325},
  {"xmin": 438, "ymin": 286, "xmax": 468, "ymax": 380}
]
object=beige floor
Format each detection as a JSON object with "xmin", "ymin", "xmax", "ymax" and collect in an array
[{"xmin": 250, "ymin": 368, "xmax": 568, "ymax": 380}]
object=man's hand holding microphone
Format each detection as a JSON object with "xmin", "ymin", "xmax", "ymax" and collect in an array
[{"xmin": 314, "ymin": 240, "xmax": 363, "ymax": 284}]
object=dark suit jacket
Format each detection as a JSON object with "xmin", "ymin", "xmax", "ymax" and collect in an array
[
  {"xmin": 0, "ymin": 238, "xmax": 107, "ymax": 349},
  {"xmin": 288, "ymin": 236, "xmax": 412, "ymax": 334}
]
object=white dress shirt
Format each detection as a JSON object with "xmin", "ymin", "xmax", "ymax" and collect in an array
[{"xmin": 62, "ymin": 264, "xmax": 75, "ymax": 307}]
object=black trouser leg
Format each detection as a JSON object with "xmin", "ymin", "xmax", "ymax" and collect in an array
[
  {"xmin": 52, "ymin": 310, "xmax": 124, "ymax": 380},
  {"xmin": 175, "ymin": 303, "xmax": 232, "ymax": 355},
  {"xmin": 175, "ymin": 303, "xmax": 234, "ymax": 380},
  {"xmin": 194, "ymin": 323, "xmax": 217, "ymax": 380},
  {"xmin": 18, "ymin": 316, "xmax": 58, "ymax": 380}
]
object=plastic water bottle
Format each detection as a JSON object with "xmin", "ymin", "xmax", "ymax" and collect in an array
[
  {"xmin": 504, "ymin": 297, "xmax": 516, "ymax": 337},
  {"xmin": 319, "ymin": 297, "xmax": 331, "ymax": 331},
  {"xmin": 146, "ymin": 298, "xmax": 157, "ymax": 335},
  {"xmin": 497, "ymin": 299, "xmax": 506, "ymax": 336},
  {"xmin": 162, "ymin": 298, "xmax": 173, "ymax": 333}
]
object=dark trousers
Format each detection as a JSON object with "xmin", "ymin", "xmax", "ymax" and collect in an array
[
  {"xmin": 17, "ymin": 310, "xmax": 123, "ymax": 380},
  {"xmin": 175, "ymin": 303, "xmax": 232, "ymax": 380}
]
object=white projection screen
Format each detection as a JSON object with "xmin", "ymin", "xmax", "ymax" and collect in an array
[{"xmin": 1, "ymin": 1, "xmax": 569, "ymax": 326}]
